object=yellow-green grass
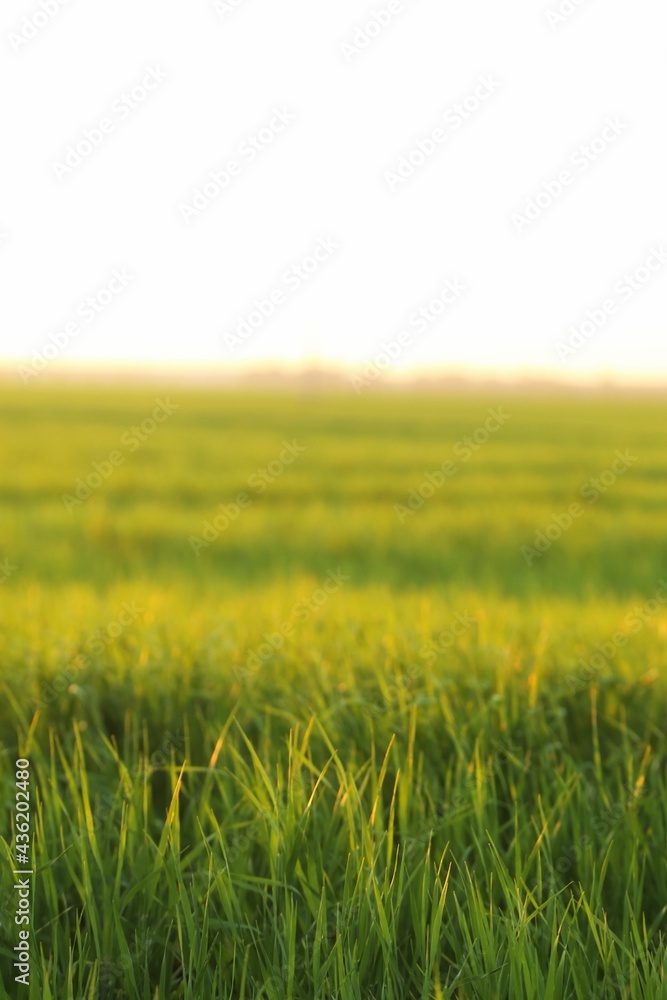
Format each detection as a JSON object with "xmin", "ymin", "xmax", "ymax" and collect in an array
[{"xmin": 0, "ymin": 384, "xmax": 666, "ymax": 998}]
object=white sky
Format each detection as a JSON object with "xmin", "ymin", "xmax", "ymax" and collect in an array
[{"xmin": 1, "ymin": 0, "xmax": 666, "ymax": 382}]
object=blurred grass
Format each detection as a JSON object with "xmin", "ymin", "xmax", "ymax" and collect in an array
[
  {"xmin": 0, "ymin": 384, "xmax": 666, "ymax": 998},
  {"xmin": 1, "ymin": 385, "xmax": 666, "ymax": 594}
]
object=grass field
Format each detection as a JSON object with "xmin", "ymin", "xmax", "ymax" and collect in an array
[{"xmin": 1, "ymin": 384, "xmax": 666, "ymax": 998}]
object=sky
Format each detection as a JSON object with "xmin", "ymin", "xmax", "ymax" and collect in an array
[{"xmin": 0, "ymin": 0, "xmax": 666, "ymax": 384}]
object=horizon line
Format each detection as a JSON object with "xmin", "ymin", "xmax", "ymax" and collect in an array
[{"xmin": 1, "ymin": 360, "xmax": 667, "ymax": 393}]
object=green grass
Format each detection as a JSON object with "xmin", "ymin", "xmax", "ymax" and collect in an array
[{"xmin": 1, "ymin": 384, "xmax": 666, "ymax": 998}]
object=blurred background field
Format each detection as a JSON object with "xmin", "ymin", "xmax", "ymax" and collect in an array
[
  {"xmin": 1, "ymin": 384, "xmax": 666, "ymax": 998},
  {"xmin": 2, "ymin": 384, "xmax": 667, "ymax": 593}
]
